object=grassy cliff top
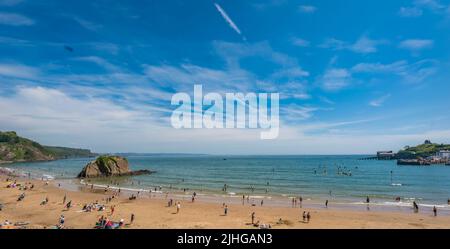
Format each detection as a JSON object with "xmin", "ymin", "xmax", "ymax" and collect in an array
[
  {"xmin": 0, "ymin": 131, "xmax": 97, "ymax": 162},
  {"xmin": 397, "ymin": 141, "xmax": 450, "ymax": 159}
]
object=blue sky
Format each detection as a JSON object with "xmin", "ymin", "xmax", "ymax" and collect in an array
[{"xmin": 0, "ymin": 0, "xmax": 450, "ymax": 154}]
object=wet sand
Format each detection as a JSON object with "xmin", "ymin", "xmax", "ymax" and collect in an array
[{"xmin": 1, "ymin": 175, "xmax": 450, "ymax": 229}]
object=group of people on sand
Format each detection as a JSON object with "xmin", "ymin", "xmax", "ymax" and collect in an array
[
  {"xmin": 82, "ymin": 201, "xmax": 105, "ymax": 212},
  {"xmin": 302, "ymin": 211, "xmax": 311, "ymax": 223},
  {"xmin": 94, "ymin": 215, "xmax": 125, "ymax": 229},
  {"xmin": 292, "ymin": 196, "xmax": 303, "ymax": 208},
  {"xmin": 166, "ymin": 198, "xmax": 181, "ymax": 213}
]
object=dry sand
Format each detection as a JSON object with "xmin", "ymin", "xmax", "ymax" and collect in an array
[{"xmin": 1, "ymin": 175, "xmax": 449, "ymax": 229}]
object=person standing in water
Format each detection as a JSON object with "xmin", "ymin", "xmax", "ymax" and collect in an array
[{"xmin": 325, "ymin": 200, "xmax": 328, "ymax": 208}]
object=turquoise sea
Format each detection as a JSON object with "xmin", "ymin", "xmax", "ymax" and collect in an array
[{"xmin": 3, "ymin": 155, "xmax": 450, "ymax": 211}]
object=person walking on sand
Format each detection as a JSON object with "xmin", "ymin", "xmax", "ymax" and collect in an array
[
  {"xmin": 251, "ymin": 212, "xmax": 255, "ymax": 224},
  {"xmin": 302, "ymin": 211, "xmax": 306, "ymax": 222},
  {"xmin": 63, "ymin": 194, "xmax": 66, "ymax": 204},
  {"xmin": 111, "ymin": 205, "xmax": 115, "ymax": 216},
  {"xmin": 224, "ymin": 205, "xmax": 228, "ymax": 216},
  {"xmin": 130, "ymin": 213, "xmax": 135, "ymax": 224},
  {"xmin": 261, "ymin": 200, "xmax": 264, "ymax": 206},
  {"xmin": 306, "ymin": 212, "xmax": 311, "ymax": 223},
  {"xmin": 176, "ymin": 202, "xmax": 181, "ymax": 214},
  {"xmin": 325, "ymin": 200, "xmax": 328, "ymax": 208},
  {"xmin": 433, "ymin": 206, "xmax": 437, "ymax": 217}
]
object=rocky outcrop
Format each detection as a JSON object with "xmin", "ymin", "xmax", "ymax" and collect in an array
[{"xmin": 77, "ymin": 156, "xmax": 153, "ymax": 178}]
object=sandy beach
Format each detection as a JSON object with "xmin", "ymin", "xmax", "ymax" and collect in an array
[{"xmin": 1, "ymin": 174, "xmax": 449, "ymax": 229}]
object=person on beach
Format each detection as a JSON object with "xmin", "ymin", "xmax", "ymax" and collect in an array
[
  {"xmin": 299, "ymin": 196, "xmax": 303, "ymax": 208},
  {"xmin": 111, "ymin": 205, "xmax": 115, "ymax": 216},
  {"xmin": 130, "ymin": 213, "xmax": 135, "ymax": 224},
  {"xmin": 413, "ymin": 201, "xmax": 419, "ymax": 213},
  {"xmin": 325, "ymin": 200, "xmax": 328, "ymax": 208},
  {"xmin": 433, "ymin": 206, "xmax": 437, "ymax": 217},
  {"xmin": 66, "ymin": 200, "xmax": 72, "ymax": 210},
  {"xmin": 224, "ymin": 205, "xmax": 228, "ymax": 216},
  {"xmin": 366, "ymin": 196, "xmax": 370, "ymax": 204},
  {"xmin": 261, "ymin": 200, "xmax": 264, "ymax": 206},
  {"xmin": 251, "ymin": 212, "xmax": 256, "ymax": 224},
  {"xmin": 59, "ymin": 215, "xmax": 65, "ymax": 228},
  {"xmin": 302, "ymin": 211, "xmax": 306, "ymax": 222},
  {"xmin": 242, "ymin": 195, "xmax": 245, "ymax": 205},
  {"xmin": 306, "ymin": 212, "xmax": 311, "ymax": 223},
  {"xmin": 40, "ymin": 197, "xmax": 49, "ymax": 205},
  {"xmin": 63, "ymin": 194, "xmax": 66, "ymax": 204},
  {"xmin": 176, "ymin": 202, "xmax": 181, "ymax": 213}
]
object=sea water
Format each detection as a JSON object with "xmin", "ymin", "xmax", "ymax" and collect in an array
[{"xmin": 3, "ymin": 155, "xmax": 450, "ymax": 210}]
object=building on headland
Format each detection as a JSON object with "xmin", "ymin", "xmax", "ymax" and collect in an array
[
  {"xmin": 437, "ymin": 150, "xmax": 450, "ymax": 159},
  {"xmin": 377, "ymin": 151, "xmax": 396, "ymax": 160}
]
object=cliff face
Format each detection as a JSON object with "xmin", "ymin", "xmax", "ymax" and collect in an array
[{"xmin": 77, "ymin": 156, "xmax": 153, "ymax": 178}]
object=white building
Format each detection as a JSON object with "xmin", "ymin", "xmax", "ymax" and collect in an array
[{"xmin": 437, "ymin": 150, "xmax": 450, "ymax": 159}]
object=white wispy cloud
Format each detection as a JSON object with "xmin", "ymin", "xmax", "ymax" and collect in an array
[
  {"xmin": 291, "ymin": 37, "xmax": 310, "ymax": 47},
  {"xmin": 399, "ymin": 39, "xmax": 434, "ymax": 51},
  {"xmin": 298, "ymin": 5, "xmax": 317, "ymax": 13},
  {"xmin": 0, "ymin": 12, "xmax": 34, "ymax": 26},
  {"xmin": 214, "ymin": 3, "xmax": 243, "ymax": 37},
  {"xmin": 399, "ymin": 0, "xmax": 447, "ymax": 18},
  {"xmin": 0, "ymin": 63, "xmax": 40, "ymax": 79},
  {"xmin": 320, "ymin": 36, "xmax": 387, "ymax": 54},
  {"xmin": 414, "ymin": 0, "xmax": 446, "ymax": 11},
  {"xmin": 0, "ymin": 0, "xmax": 23, "ymax": 6},
  {"xmin": 320, "ymin": 68, "xmax": 352, "ymax": 91},
  {"xmin": 352, "ymin": 61, "xmax": 408, "ymax": 73},
  {"xmin": 399, "ymin": 7, "xmax": 423, "ymax": 17},
  {"xmin": 351, "ymin": 59, "xmax": 438, "ymax": 84},
  {"xmin": 72, "ymin": 16, "xmax": 102, "ymax": 31},
  {"xmin": 369, "ymin": 94, "xmax": 391, "ymax": 107}
]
